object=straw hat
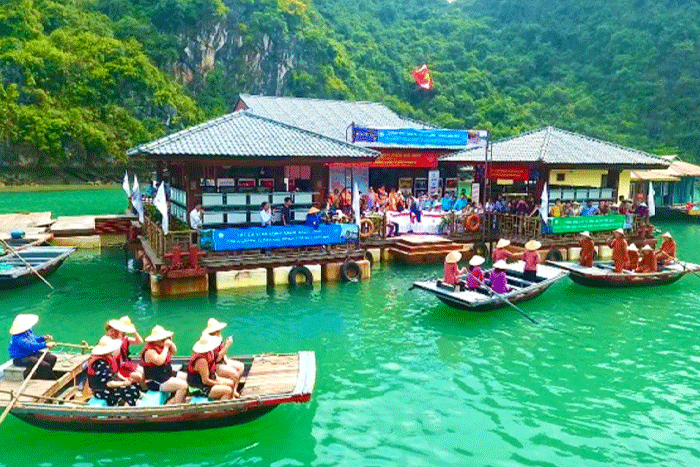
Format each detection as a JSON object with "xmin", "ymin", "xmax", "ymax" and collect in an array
[
  {"xmin": 92, "ymin": 336, "xmax": 122, "ymax": 356},
  {"xmin": 203, "ymin": 318, "xmax": 227, "ymax": 335},
  {"xmin": 9, "ymin": 314, "xmax": 39, "ymax": 335},
  {"xmin": 579, "ymin": 231, "xmax": 591, "ymax": 238},
  {"xmin": 525, "ymin": 240, "xmax": 542, "ymax": 251},
  {"xmin": 493, "ymin": 260, "xmax": 508, "ymax": 269},
  {"xmin": 144, "ymin": 325, "xmax": 174, "ymax": 343},
  {"xmin": 469, "ymin": 255, "xmax": 485, "ymax": 266},
  {"xmin": 308, "ymin": 207, "xmax": 320, "ymax": 215},
  {"xmin": 445, "ymin": 251, "xmax": 462, "ymax": 264},
  {"xmin": 108, "ymin": 316, "xmax": 136, "ymax": 334},
  {"xmin": 641, "ymin": 202, "xmax": 647, "ymax": 207},
  {"xmin": 496, "ymin": 239, "xmax": 511, "ymax": 249},
  {"xmin": 614, "ymin": 228, "xmax": 624, "ymax": 235},
  {"xmin": 641, "ymin": 245, "xmax": 653, "ymax": 252},
  {"xmin": 572, "ymin": 201, "xmax": 580, "ymax": 205},
  {"xmin": 627, "ymin": 244, "xmax": 638, "ymax": 252},
  {"xmin": 661, "ymin": 232, "xmax": 673, "ymax": 239},
  {"xmin": 192, "ymin": 333, "xmax": 222, "ymax": 354}
]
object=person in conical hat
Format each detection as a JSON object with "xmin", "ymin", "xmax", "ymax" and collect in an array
[
  {"xmin": 443, "ymin": 251, "xmax": 467, "ymax": 287},
  {"xmin": 636, "ymin": 244, "xmax": 657, "ymax": 273},
  {"xmin": 87, "ymin": 336, "xmax": 141, "ymax": 407},
  {"xmin": 655, "ymin": 232, "xmax": 677, "ymax": 266},
  {"xmin": 105, "ymin": 316, "xmax": 144, "ymax": 384},
  {"xmin": 8, "ymin": 314, "xmax": 57, "ymax": 380},
  {"xmin": 490, "ymin": 260, "xmax": 510, "ymax": 294},
  {"xmin": 492, "ymin": 238, "xmax": 522, "ymax": 263},
  {"xmin": 578, "ymin": 231, "xmax": 595, "ymax": 268},
  {"xmin": 625, "ymin": 243, "xmax": 639, "ymax": 271},
  {"xmin": 522, "ymin": 240, "xmax": 542, "ymax": 282},
  {"xmin": 607, "ymin": 228, "xmax": 628, "ymax": 273},
  {"xmin": 466, "ymin": 255, "xmax": 485, "ymax": 290},
  {"xmin": 187, "ymin": 334, "xmax": 237, "ymax": 400},
  {"xmin": 140, "ymin": 325, "xmax": 188, "ymax": 404},
  {"xmin": 202, "ymin": 318, "xmax": 244, "ymax": 385},
  {"xmin": 305, "ymin": 206, "xmax": 321, "ymax": 229}
]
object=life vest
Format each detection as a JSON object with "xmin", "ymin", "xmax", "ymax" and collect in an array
[
  {"xmin": 187, "ymin": 351, "xmax": 216, "ymax": 378},
  {"xmin": 213, "ymin": 343, "xmax": 223, "ymax": 362},
  {"xmin": 140, "ymin": 343, "xmax": 173, "ymax": 383},
  {"xmin": 119, "ymin": 337, "xmax": 130, "ymax": 364},
  {"xmin": 87, "ymin": 355, "xmax": 118, "ymax": 390}
]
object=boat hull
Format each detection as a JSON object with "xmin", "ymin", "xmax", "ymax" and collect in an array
[
  {"xmin": 547, "ymin": 260, "xmax": 697, "ymax": 288},
  {"xmin": 566, "ymin": 271, "xmax": 684, "ymax": 288},
  {"xmin": 0, "ymin": 256, "xmax": 68, "ymax": 290},
  {"xmin": 433, "ymin": 283, "xmax": 553, "ymax": 312}
]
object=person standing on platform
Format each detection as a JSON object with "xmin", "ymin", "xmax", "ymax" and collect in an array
[
  {"xmin": 305, "ymin": 207, "xmax": 321, "ymax": 229},
  {"xmin": 443, "ymin": 251, "xmax": 467, "ymax": 287},
  {"xmin": 607, "ymin": 228, "xmax": 629, "ymax": 273},
  {"xmin": 549, "ymin": 199, "xmax": 564, "ymax": 218},
  {"xmin": 339, "ymin": 188, "xmax": 352, "ymax": 215},
  {"xmin": 189, "ymin": 203, "xmax": 204, "ymax": 230},
  {"xmin": 522, "ymin": 240, "xmax": 541, "ymax": 282},
  {"xmin": 655, "ymin": 232, "xmax": 677, "ymax": 265},
  {"xmin": 259, "ymin": 202, "xmax": 273, "ymax": 227},
  {"xmin": 280, "ymin": 197, "xmax": 293, "ymax": 226},
  {"xmin": 490, "ymin": 260, "xmax": 511, "ymax": 294},
  {"xmin": 578, "ymin": 231, "xmax": 595, "ymax": 267},
  {"xmin": 626, "ymin": 244, "xmax": 639, "ymax": 271},
  {"xmin": 582, "ymin": 200, "xmax": 599, "ymax": 216},
  {"xmin": 466, "ymin": 255, "xmax": 485, "ymax": 289},
  {"xmin": 8, "ymin": 314, "xmax": 57, "ymax": 380},
  {"xmin": 636, "ymin": 245, "xmax": 658, "ymax": 273},
  {"xmin": 440, "ymin": 193, "xmax": 453, "ymax": 212}
]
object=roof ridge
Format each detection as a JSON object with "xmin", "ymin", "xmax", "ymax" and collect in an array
[
  {"xmin": 539, "ymin": 126, "xmax": 554, "ymax": 162},
  {"xmin": 546, "ymin": 126, "xmax": 666, "ymax": 161}
]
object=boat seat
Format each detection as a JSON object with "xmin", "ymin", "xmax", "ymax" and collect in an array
[
  {"xmin": 189, "ymin": 396, "xmax": 210, "ymax": 404},
  {"xmin": 1, "ymin": 365, "xmax": 27, "ymax": 382},
  {"xmin": 87, "ymin": 397, "xmax": 109, "ymax": 408},
  {"xmin": 137, "ymin": 391, "xmax": 169, "ymax": 407}
]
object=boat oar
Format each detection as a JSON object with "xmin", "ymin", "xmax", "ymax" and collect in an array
[
  {"xmin": 0, "ymin": 239, "xmax": 54, "ymax": 291},
  {"xmin": 54, "ymin": 341, "xmax": 92, "ymax": 350},
  {"xmin": 0, "ymin": 350, "xmax": 49, "ymax": 426},
  {"xmin": 660, "ymin": 252, "xmax": 700, "ymax": 279}
]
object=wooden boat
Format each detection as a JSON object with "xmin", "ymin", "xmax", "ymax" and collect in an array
[
  {"xmin": 412, "ymin": 262, "xmax": 568, "ymax": 312},
  {"xmin": 0, "ymin": 350, "xmax": 316, "ymax": 432},
  {"xmin": 547, "ymin": 260, "xmax": 700, "ymax": 288},
  {"xmin": 0, "ymin": 246, "xmax": 74, "ymax": 289}
]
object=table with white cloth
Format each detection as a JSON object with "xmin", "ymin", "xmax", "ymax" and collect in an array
[{"xmin": 384, "ymin": 211, "xmax": 446, "ymax": 235}]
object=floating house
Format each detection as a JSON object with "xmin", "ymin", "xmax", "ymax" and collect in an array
[{"xmin": 631, "ymin": 155, "xmax": 700, "ymax": 207}]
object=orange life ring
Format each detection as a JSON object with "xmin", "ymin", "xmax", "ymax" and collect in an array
[
  {"xmin": 359, "ymin": 218, "xmax": 375, "ymax": 239},
  {"xmin": 465, "ymin": 214, "xmax": 481, "ymax": 232}
]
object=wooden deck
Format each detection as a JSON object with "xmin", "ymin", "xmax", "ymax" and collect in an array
[{"xmin": 241, "ymin": 354, "xmax": 299, "ymax": 398}]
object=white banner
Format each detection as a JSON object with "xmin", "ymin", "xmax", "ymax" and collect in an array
[{"xmin": 154, "ymin": 182, "xmax": 169, "ymax": 234}]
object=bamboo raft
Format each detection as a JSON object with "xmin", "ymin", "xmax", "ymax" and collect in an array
[{"xmin": 0, "ymin": 350, "xmax": 316, "ymax": 432}]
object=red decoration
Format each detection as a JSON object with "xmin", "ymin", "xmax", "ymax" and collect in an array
[
  {"xmin": 411, "ymin": 64, "xmax": 433, "ymax": 90},
  {"xmin": 486, "ymin": 165, "xmax": 531, "ymax": 181}
]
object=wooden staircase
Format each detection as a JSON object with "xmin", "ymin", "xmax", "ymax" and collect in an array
[{"xmin": 387, "ymin": 235, "xmax": 473, "ymax": 265}]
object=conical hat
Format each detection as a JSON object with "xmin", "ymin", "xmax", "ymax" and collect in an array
[
  {"xmin": 642, "ymin": 244, "xmax": 653, "ymax": 251},
  {"xmin": 308, "ymin": 207, "xmax": 320, "ymax": 214},
  {"xmin": 469, "ymin": 255, "xmax": 485, "ymax": 266},
  {"xmin": 445, "ymin": 251, "xmax": 462, "ymax": 264},
  {"xmin": 92, "ymin": 336, "xmax": 122, "ymax": 356},
  {"xmin": 493, "ymin": 260, "xmax": 508, "ymax": 269},
  {"xmin": 203, "ymin": 318, "xmax": 227, "ymax": 335},
  {"xmin": 525, "ymin": 240, "xmax": 541, "ymax": 251},
  {"xmin": 192, "ymin": 333, "xmax": 222, "ymax": 354},
  {"xmin": 496, "ymin": 239, "xmax": 510, "ymax": 249},
  {"xmin": 627, "ymin": 244, "xmax": 638, "ymax": 251},
  {"xmin": 9, "ymin": 314, "xmax": 39, "ymax": 335},
  {"xmin": 579, "ymin": 231, "xmax": 591, "ymax": 238},
  {"xmin": 661, "ymin": 232, "xmax": 673, "ymax": 238},
  {"xmin": 108, "ymin": 316, "xmax": 136, "ymax": 334},
  {"xmin": 614, "ymin": 228, "xmax": 624, "ymax": 235},
  {"xmin": 144, "ymin": 325, "xmax": 174, "ymax": 342}
]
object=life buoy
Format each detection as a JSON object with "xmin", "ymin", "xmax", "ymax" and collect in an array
[
  {"xmin": 359, "ymin": 219, "xmax": 374, "ymax": 239},
  {"xmin": 465, "ymin": 214, "xmax": 481, "ymax": 232},
  {"xmin": 472, "ymin": 241, "xmax": 489, "ymax": 258},
  {"xmin": 340, "ymin": 261, "xmax": 362, "ymax": 282},
  {"xmin": 288, "ymin": 266, "xmax": 313, "ymax": 287},
  {"xmin": 546, "ymin": 248, "xmax": 563, "ymax": 262}
]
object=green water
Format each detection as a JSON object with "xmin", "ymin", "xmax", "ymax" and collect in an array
[
  {"xmin": 0, "ymin": 188, "xmax": 126, "ymax": 216},
  {"xmin": 2, "ymin": 192, "xmax": 700, "ymax": 466}
]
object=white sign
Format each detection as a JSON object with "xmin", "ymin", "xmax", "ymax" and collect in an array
[{"xmin": 428, "ymin": 170, "xmax": 441, "ymax": 196}]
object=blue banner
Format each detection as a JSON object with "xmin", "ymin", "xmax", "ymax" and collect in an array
[
  {"xmin": 352, "ymin": 126, "xmax": 488, "ymax": 148},
  {"xmin": 201, "ymin": 224, "xmax": 359, "ymax": 251}
]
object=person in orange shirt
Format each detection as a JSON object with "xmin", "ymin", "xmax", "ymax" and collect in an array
[
  {"xmin": 625, "ymin": 243, "xmax": 639, "ymax": 271},
  {"xmin": 387, "ymin": 189, "xmax": 400, "ymax": 211},
  {"xmin": 655, "ymin": 232, "xmax": 677, "ymax": 265},
  {"xmin": 579, "ymin": 231, "xmax": 596, "ymax": 268},
  {"xmin": 636, "ymin": 245, "xmax": 657, "ymax": 273},
  {"xmin": 607, "ymin": 228, "xmax": 628, "ymax": 273},
  {"xmin": 339, "ymin": 188, "xmax": 352, "ymax": 215},
  {"xmin": 522, "ymin": 240, "xmax": 541, "ymax": 282}
]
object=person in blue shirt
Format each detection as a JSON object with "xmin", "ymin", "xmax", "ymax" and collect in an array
[
  {"xmin": 440, "ymin": 194, "xmax": 453, "ymax": 212},
  {"xmin": 305, "ymin": 206, "xmax": 321, "ymax": 229},
  {"xmin": 8, "ymin": 314, "xmax": 57, "ymax": 380},
  {"xmin": 581, "ymin": 200, "xmax": 599, "ymax": 216},
  {"xmin": 453, "ymin": 194, "xmax": 469, "ymax": 212}
]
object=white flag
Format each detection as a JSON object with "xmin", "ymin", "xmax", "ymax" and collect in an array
[
  {"xmin": 540, "ymin": 182, "xmax": 549, "ymax": 225},
  {"xmin": 122, "ymin": 171, "xmax": 131, "ymax": 198},
  {"xmin": 353, "ymin": 181, "xmax": 360, "ymax": 227},
  {"xmin": 131, "ymin": 175, "xmax": 144, "ymax": 223},
  {"xmin": 648, "ymin": 181, "xmax": 656, "ymax": 217},
  {"xmin": 153, "ymin": 182, "xmax": 169, "ymax": 234}
]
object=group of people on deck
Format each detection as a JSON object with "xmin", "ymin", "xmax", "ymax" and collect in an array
[
  {"xmin": 577, "ymin": 229, "xmax": 677, "ymax": 273},
  {"xmin": 7, "ymin": 315, "xmax": 245, "ymax": 407}
]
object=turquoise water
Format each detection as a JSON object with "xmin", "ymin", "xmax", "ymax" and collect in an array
[
  {"xmin": 2, "ymin": 192, "xmax": 700, "ymax": 466},
  {"xmin": 0, "ymin": 188, "xmax": 126, "ymax": 216}
]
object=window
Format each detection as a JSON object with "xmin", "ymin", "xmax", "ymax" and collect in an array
[{"xmin": 556, "ymin": 173, "xmax": 565, "ymax": 182}]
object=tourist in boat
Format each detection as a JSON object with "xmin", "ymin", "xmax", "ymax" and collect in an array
[
  {"xmin": 466, "ymin": 255, "xmax": 485, "ymax": 289},
  {"xmin": 105, "ymin": 316, "xmax": 144, "ymax": 385},
  {"xmin": 607, "ymin": 228, "xmax": 629, "ymax": 273},
  {"xmin": 8, "ymin": 314, "xmax": 57, "ymax": 380},
  {"xmin": 490, "ymin": 260, "xmax": 510, "ymax": 294},
  {"xmin": 626, "ymin": 244, "xmax": 640, "ymax": 271},
  {"xmin": 655, "ymin": 232, "xmax": 677, "ymax": 265},
  {"xmin": 443, "ymin": 251, "xmax": 467, "ymax": 287},
  {"xmin": 88, "ymin": 336, "xmax": 141, "ymax": 407},
  {"xmin": 140, "ymin": 325, "xmax": 188, "ymax": 404},
  {"xmin": 187, "ymin": 334, "xmax": 238, "ymax": 400},
  {"xmin": 578, "ymin": 231, "xmax": 595, "ymax": 267},
  {"xmin": 305, "ymin": 207, "xmax": 321, "ymax": 229},
  {"xmin": 492, "ymin": 239, "xmax": 522, "ymax": 262},
  {"xmin": 523, "ymin": 240, "xmax": 541, "ymax": 282},
  {"xmin": 636, "ymin": 245, "xmax": 658, "ymax": 273},
  {"xmin": 202, "ymin": 318, "xmax": 244, "ymax": 383}
]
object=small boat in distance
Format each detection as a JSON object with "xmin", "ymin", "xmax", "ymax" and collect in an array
[
  {"xmin": 413, "ymin": 262, "xmax": 568, "ymax": 312},
  {"xmin": 546, "ymin": 260, "xmax": 700, "ymax": 288},
  {"xmin": 0, "ymin": 350, "xmax": 316, "ymax": 432},
  {"xmin": 0, "ymin": 246, "xmax": 74, "ymax": 290}
]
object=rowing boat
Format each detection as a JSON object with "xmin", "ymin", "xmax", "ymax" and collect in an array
[
  {"xmin": 0, "ymin": 246, "xmax": 74, "ymax": 290},
  {"xmin": 412, "ymin": 262, "xmax": 568, "ymax": 312},
  {"xmin": 0, "ymin": 350, "xmax": 316, "ymax": 432},
  {"xmin": 546, "ymin": 260, "xmax": 700, "ymax": 288}
]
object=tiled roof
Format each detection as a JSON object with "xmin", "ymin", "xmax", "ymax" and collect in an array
[
  {"xmin": 440, "ymin": 127, "xmax": 668, "ymax": 167},
  {"xmin": 237, "ymin": 94, "xmax": 434, "ymax": 143},
  {"xmin": 128, "ymin": 111, "xmax": 379, "ymax": 159}
]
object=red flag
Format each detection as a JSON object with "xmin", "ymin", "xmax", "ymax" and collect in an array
[{"xmin": 411, "ymin": 64, "xmax": 433, "ymax": 90}]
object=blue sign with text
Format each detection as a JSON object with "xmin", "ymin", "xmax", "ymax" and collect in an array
[
  {"xmin": 352, "ymin": 126, "xmax": 488, "ymax": 148},
  {"xmin": 200, "ymin": 224, "xmax": 359, "ymax": 251}
]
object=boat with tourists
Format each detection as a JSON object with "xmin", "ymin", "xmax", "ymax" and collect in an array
[
  {"xmin": 0, "ymin": 349, "xmax": 316, "ymax": 432},
  {"xmin": 0, "ymin": 246, "xmax": 74, "ymax": 290},
  {"xmin": 412, "ymin": 262, "xmax": 568, "ymax": 312},
  {"xmin": 546, "ymin": 260, "xmax": 700, "ymax": 288}
]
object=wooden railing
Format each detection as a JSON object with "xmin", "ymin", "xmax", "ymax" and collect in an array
[{"xmin": 143, "ymin": 216, "xmax": 200, "ymax": 259}]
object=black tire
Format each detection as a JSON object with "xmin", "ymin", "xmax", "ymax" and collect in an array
[
  {"xmin": 288, "ymin": 266, "xmax": 313, "ymax": 287},
  {"xmin": 472, "ymin": 241, "xmax": 489, "ymax": 258},
  {"xmin": 546, "ymin": 248, "xmax": 563, "ymax": 262},
  {"xmin": 364, "ymin": 250, "xmax": 374, "ymax": 266},
  {"xmin": 340, "ymin": 261, "xmax": 362, "ymax": 282},
  {"xmin": 141, "ymin": 271, "xmax": 150, "ymax": 290}
]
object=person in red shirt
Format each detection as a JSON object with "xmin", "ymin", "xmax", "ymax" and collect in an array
[
  {"xmin": 625, "ymin": 244, "xmax": 639, "ymax": 271},
  {"xmin": 655, "ymin": 232, "xmax": 677, "ymax": 265},
  {"xmin": 579, "ymin": 231, "xmax": 596, "ymax": 268},
  {"xmin": 522, "ymin": 240, "xmax": 541, "ymax": 282},
  {"xmin": 104, "ymin": 316, "xmax": 144, "ymax": 385},
  {"xmin": 492, "ymin": 238, "xmax": 523, "ymax": 262},
  {"xmin": 443, "ymin": 251, "xmax": 466, "ymax": 287},
  {"xmin": 466, "ymin": 255, "xmax": 485, "ymax": 289},
  {"xmin": 636, "ymin": 245, "xmax": 658, "ymax": 273},
  {"xmin": 607, "ymin": 228, "xmax": 629, "ymax": 273}
]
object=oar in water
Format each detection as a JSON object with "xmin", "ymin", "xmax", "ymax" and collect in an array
[
  {"xmin": 0, "ymin": 350, "xmax": 49, "ymax": 426},
  {"xmin": 659, "ymin": 252, "xmax": 700, "ymax": 279},
  {"xmin": 0, "ymin": 239, "xmax": 54, "ymax": 291}
]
